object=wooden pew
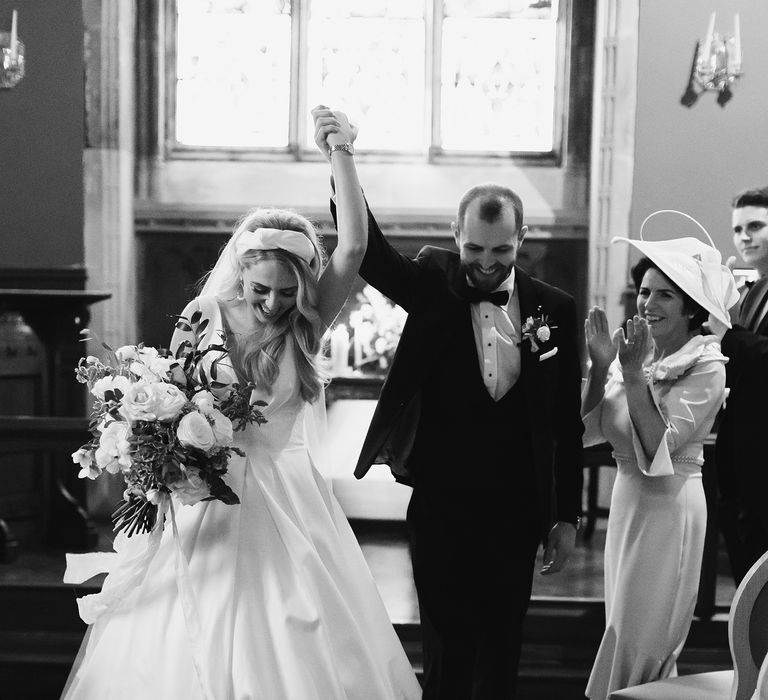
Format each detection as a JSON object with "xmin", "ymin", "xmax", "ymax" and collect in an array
[{"xmin": 0, "ymin": 415, "xmax": 93, "ymax": 562}]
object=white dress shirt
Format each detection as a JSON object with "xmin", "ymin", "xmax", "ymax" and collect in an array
[{"xmin": 468, "ymin": 270, "xmax": 521, "ymax": 401}]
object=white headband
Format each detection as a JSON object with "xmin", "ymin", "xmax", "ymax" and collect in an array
[{"xmin": 235, "ymin": 228, "xmax": 316, "ymax": 265}]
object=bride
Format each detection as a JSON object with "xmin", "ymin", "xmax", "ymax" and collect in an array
[{"xmin": 61, "ymin": 107, "xmax": 422, "ymax": 700}]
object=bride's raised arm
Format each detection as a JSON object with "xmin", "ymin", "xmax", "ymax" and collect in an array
[{"xmin": 311, "ymin": 105, "xmax": 366, "ymax": 328}]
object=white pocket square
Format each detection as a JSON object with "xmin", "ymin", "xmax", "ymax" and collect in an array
[{"xmin": 539, "ymin": 347, "xmax": 558, "ymax": 362}]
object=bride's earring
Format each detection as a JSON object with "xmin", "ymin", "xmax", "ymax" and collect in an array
[{"xmin": 236, "ymin": 281, "xmax": 245, "ymax": 302}]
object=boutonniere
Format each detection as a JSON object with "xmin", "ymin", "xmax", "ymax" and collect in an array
[{"xmin": 521, "ymin": 306, "xmax": 557, "ymax": 353}]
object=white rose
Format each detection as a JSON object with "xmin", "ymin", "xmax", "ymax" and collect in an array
[
  {"xmin": 170, "ymin": 466, "xmax": 210, "ymax": 506},
  {"xmin": 91, "ymin": 374, "xmax": 132, "ymax": 401},
  {"xmin": 171, "ymin": 481, "xmax": 211, "ymax": 506},
  {"xmin": 130, "ymin": 355, "xmax": 175, "ymax": 382},
  {"xmin": 536, "ymin": 325, "xmax": 551, "ymax": 343},
  {"xmin": 118, "ymin": 381, "xmax": 158, "ymax": 423},
  {"xmin": 146, "ymin": 355, "xmax": 176, "ymax": 379},
  {"xmin": 115, "ymin": 345, "xmax": 139, "ymax": 362},
  {"xmin": 153, "ymin": 383, "xmax": 188, "ymax": 421},
  {"xmin": 176, "ymin": 411, "xmax": 216, "ymax": 452},
  {"xmin": 210, "ymin": 409, "xmax": 234, "ymax": 446},
  {"xmin": 95, "ymin": 421, "xmax": 132, "ymax": 474},
  {"xmin": 138, "ymin": 346, "xmax": 159, "ymax": 361},
  {"xmin": 72, "ymin": 448, "xmax": 101, "ymax": 480},
  {"xmin": 191, "ymin": 390, "xmax": 216, "ymax": 416}
]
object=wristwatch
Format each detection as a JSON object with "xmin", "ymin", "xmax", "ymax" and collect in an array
[{"xmin": 329, "ymin": 142, "xmax": 354, "ymax": 157}]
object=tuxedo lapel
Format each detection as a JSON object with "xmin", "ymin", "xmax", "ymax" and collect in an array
[
  {"xmin": 514, "ymin": 269, "xmax": 542, "ymax": 403},
  {"xmin": 739, "ymin": 278, "xmax": 768, "ymax": 331}
]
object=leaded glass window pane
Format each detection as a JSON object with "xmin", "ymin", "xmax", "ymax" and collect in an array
[
  {"xmin": 443, "ymin": 0, "xmax": 556, "ymax": 19},
  {"xmin": 175, "ymin": 0, "xmax": 292, "ymax": 147},
  {"xmin": 170, "ymin": 0, "xmax": 564, "ymax": 156},
  {"xmin": 440, "ymin": 4, "xmax": 557, "ymax": 152},
  {"xmin": 304, "ymin": 2, "xmax": 427, "ymax": 151}
]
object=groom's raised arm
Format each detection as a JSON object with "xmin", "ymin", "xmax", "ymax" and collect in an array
[
  {"xmin": 329, "ymin": 196, "xmax": 421, "ymax": 311},
  {"xmin": 312, "ymin": 109, "xmax": 422, "ymax": 312}
]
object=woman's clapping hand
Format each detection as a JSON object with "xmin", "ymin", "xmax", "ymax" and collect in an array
[
  {"xmin": 585, "ymin": 306, "xmax": 617, "ymax": 371},
  {"xmin": 616, "ymin": 315, "xmax": 650, "ymax": 379}
]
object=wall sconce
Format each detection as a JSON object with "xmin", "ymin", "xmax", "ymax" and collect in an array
[
  {"xmin": 681, "ymin": 12, "xmax": 742, "ymax": 108},
  {"xmin": 0, "ymin": 9, "xmax": 25, "ymax": 89}
]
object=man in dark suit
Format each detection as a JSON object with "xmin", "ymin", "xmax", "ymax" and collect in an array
[
  {"xmin": 714, "ymin": 186, "xmax": 768, "ymax": 584},
  {"xmin": 314, "ymin": 110, "xmax": 584, "ymax": 699}
]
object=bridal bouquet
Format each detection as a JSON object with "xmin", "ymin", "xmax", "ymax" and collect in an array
[{"xmin": 71, "ymin": 310, "xmax": 266, "ymax": 537}]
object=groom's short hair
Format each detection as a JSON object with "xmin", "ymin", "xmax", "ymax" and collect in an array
[
  {"xmin": 457, "ymin": 184, "xmax": 524, "ymax": 232},
  {"xmin": 732, "ymin": 186, "xmax": 768, "ymax": 210}
]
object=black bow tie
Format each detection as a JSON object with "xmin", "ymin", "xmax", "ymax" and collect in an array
[{"xmin": 464, "ymin": 288, "xmax": 510, "ymax": 306}]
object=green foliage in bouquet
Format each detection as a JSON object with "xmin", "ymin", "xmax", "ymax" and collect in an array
[{"xmin": 72, "ymin": 310, "xmax": 267, "ymax": 537}]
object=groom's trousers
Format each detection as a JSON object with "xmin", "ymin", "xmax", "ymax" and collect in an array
[
  {"xmin": 402, "ymin": 331, "xmax": 543, "ymax": 698},
  {"xmin": 407, "ymin": 486, "xmax": 541, "ymax": 700}
]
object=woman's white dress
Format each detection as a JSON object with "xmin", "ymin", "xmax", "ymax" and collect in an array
[
  {"xmin": 61, "ymin": 296, "xmax": 422, "ymax": 700},
  {"xmin": 584, "ymin": 336, "xmax": 727, "ymax": 700}
]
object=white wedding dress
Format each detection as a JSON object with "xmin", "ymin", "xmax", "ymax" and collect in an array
[{"xmin": 61, "ymin": 296, "xmax": 421, "ymax": 700}]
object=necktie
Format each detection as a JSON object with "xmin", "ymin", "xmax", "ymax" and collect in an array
[{"xmin": 464, "ymin": 288, "xmax": 510, "ymax": 306}]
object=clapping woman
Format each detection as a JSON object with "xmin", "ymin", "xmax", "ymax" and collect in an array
[{"xmin": 582, "ymin": 216, "xmax": 738, "ymax": 699}]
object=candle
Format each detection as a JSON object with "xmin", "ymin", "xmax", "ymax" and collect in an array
[
  {"xmin": 10, "ymin": 9, "xmax": 17, "ymax": 60},
  {"xmin": 733, "ymin": 13, "xmax": 742, "ymax": 67},
  {"xmin": 330, "ymin": 324, "xmax": 350, "ymax": 376},
  {"xmin": 703, "ymin": 11, "xmax": 716, "ymax": 53}
]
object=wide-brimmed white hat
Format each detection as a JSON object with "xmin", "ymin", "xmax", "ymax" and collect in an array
[{"xmin": 612, "ymin": 210, "xmax": 739, "ymax": 327}]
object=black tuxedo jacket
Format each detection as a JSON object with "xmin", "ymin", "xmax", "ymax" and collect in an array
[
  {"xmin": 736, "ymin": 278, "xmax": 768, "ymax": 337},
  {"xmin": 716, "ymin": 311, "xmax": 768, "ymax": 527},
  {"xmin": 332, "ymin": 200, "xmax": 584, "ymax": 532}
]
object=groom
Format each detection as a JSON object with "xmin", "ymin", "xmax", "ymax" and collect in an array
[{"xmin": 314, "ymin": 112, "xmax": 584, "ymax": 699}]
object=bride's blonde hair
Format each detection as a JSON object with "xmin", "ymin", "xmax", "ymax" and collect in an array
[{"xmin": 198, "ymin": 208, "xmax": 328, "ymax": 403}]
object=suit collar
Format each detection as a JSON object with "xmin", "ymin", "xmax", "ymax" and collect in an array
[{"xmin": 514, "ymin": 266, "xmax": 540, "ymax": 321}]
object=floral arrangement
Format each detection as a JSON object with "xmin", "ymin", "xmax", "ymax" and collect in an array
[
  {"xmin": 348, "ymin": 285, "xmax": 407, "ymax": 373},
  {"xmin": 521, "ymin": 307, "xmax": 557, "ymax": 352},
  {"xmin": 71, "ymin": 310, "xmax": 266, "ymax": 537}
]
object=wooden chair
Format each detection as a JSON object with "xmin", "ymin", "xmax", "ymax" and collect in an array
[{"xmin": 609, "ymin": 548, "xmax": 768, "ymax": 700}]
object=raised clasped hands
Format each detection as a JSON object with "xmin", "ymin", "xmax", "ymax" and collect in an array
[{"xmin": 311, "ymin": 104, "xmax": 358, "ymax": 161}]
